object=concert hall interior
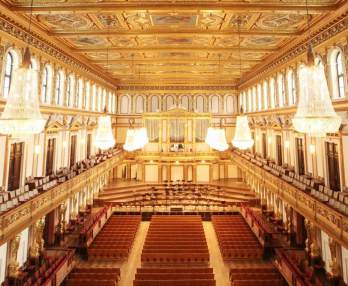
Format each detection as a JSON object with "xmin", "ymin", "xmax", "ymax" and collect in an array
[{"xmin": 0, "ymin": 0, "xmax": 347, "ymax": 285}]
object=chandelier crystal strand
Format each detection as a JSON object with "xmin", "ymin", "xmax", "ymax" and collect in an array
[
  {"xmin": 231, "ymin": 16, "xmax": 254, "ymax": 150},
  {"xmin": 0, "ymin": 0, "xmax": 46, "ymax": 138},
  {"xmin": 292, "ymin": 0, "xmax": 341, "ymax": 137},
  {"xmin": 123, "ymin": 128, "xmax": 137, "ymax": 151},
  {"xmin": 94, "ymin": 111, "xmax": 115, "ymax": 150},
  {"xmin": 205, "ymin": 125, "xmax": 228, "ymax": 151}
]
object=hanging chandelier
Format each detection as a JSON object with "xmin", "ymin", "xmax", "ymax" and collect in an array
[
  {"xmin": 123, "ymin": 121, "xmax": 149, "ymax": 152},
  {"xmin": 231, "ymin": 17, "xmax": 254, "ymax": 150},
  {"xmin": 94, "ymin": 109, "xmax": 115, "ymax": 150},
  {"xmin": 292, "ymin": 0, "xmax": 340, "ymax": 137},
  {"xmin": 0, "ymin": 0, "xmax": 46, "ymax": 138},
  {"xmin": 232, "ymin": 111, "xmax": 254, "ymax": 150},
  {"xmin": 292, "ymin": 47, "xmax": 341, "ymax": 137},
  {"xmin": 205, "ymin": 125, "xmax": 228, "ymax": 152}
]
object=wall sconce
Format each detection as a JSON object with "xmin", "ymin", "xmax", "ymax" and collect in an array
[
  {"xmin": 62, "ymin": 141, "xmax": 68, "ymax": 148},
  {"xmin": 268, "ymin": 138, "xmax": 272, "ymax": 144},
  {"xmin": 284, "ymin": 140, "xmax": 290, "ymax": 149},
  {"xmin": 175, "ymin": 160, "xmax": 179, "ymax": 164},
  {"xmin": 34, "ymin": 145, "xmax": 40, "ymax": 155},
  {"xmin": 150, "ymin": 160, "xmax": 154, "ymax": 164},
  {"xmin": 201, "ymin": 160, "xmax": 205, "ymax": 164},
  {"xmin": 309, "ymin": 144, "xmax": 316, "ymax": 154}
]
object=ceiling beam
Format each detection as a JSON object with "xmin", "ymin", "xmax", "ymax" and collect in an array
[
  {"xmin": 50, "ymin": 30, "xmax": 299, "ymax": 37},
  {"xmin": 11, "ymin": 3, "xmax": 337, "ymax": 13},
  {"xmin": 74, "ymin": 47, "xmax": 276, "ymax": 52}
]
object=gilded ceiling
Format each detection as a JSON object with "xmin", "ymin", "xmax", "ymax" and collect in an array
[{"xmin": 2, "ymin": 0, "xmax": 345, "ymax": 85}]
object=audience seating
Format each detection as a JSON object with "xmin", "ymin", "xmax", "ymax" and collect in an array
[
  {"xmin": 230, "ymin": 266, "xmax": 283, "ymax": 286},
  {"xmin": 66, "ymin": 267, "xmax": 120, "ymax": 286},
  {"xmin": 141, "ymin": 215, "xmax": 209, "ymax": 266},
  {"xmin": 212, "ymin": 215, "xmax": 263, "ymax": 260},
  {"xmin": 134, "ymin": 215, "xmax": 215, "ymax": 285},
  {"xmin": 233, "ymin": 149, "xmax": 348, "ymax": 216},
  {"xmin": 88, "ymin": 215, "xmax": 141, "ymax": 260}
]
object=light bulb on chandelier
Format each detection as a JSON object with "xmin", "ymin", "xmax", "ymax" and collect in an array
[
  {"xmin": 205, "ymin": 124, "xmax": 228, "ymax": 152},
  {"xmin": 123, "ymin": 120, "xmax": 149, "ymax": 152}
]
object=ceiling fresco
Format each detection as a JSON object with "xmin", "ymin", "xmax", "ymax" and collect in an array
[{"xmin": 2, "ymin": 0, "xmax": 344, "ymax": 85}]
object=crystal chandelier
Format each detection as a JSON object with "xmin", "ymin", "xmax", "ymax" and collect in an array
[
  {"xmin": 232, "ymin": 112, "xmax": 254, "ymax": 150},
  {"xmin": 0, "ymin": 0, "xmax": 46, "ymax": 138},
  {"xmin": 292, "ymin": 1, "xmax": 340, "ymax": 137},
  {"xmin": 231, "ymin": 17, "xmax": 254, "ymax": 150},
  {"xmin": 205, "ymin": 126, "xmax": 228, "ymax": 152},
  {"xmin": 94, "ymin": 110, "xmax": 115, "ymax": 150},
  {"xmin": 123, "ymin": 123, "xmax": 149, "ymax": 152},
  {"xmin": 292, "ymin": 48, "xmax": 341, "ymax": 137}
]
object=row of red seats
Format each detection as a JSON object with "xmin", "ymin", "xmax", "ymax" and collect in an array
[
  {"xmin": 212, "ymin": 215, "xmax": 263, "ymax": 260},
  {"xmin": 141, "ymin": 215, "xmax": 209, "ymax": 266},
  {"xmin": 230, "ymin": 267, "xmax": 284, "ymax": 286},
  {"xmin": 133, "ymin": 268, "xmax": 216, "ymax": 286},
  {"xmin": 66, "ymin": 267, "xmax": 120, "ymax": 286},
  {"xmin": 88, "ymin": 215, "xmax": 141, "ymax": 260}
]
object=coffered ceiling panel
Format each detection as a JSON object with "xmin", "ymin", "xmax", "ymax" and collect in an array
[{"xmin": 2, "ymin": 0, "xmax": 344, "ymax": 85}]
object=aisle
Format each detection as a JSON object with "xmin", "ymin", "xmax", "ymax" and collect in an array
[
  {"xmin": 119, "ymin": 221, "xmax": 149, "ymax": 286},
  {"xmin": 203, "ymin": 221, "xmax": 230, "ymax": 286}
]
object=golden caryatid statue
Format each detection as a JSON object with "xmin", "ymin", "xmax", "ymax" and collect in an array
[
  {"xmin": 8, "ymin": 235, "xmax": 20, "ymax": 278},
  {"xmin": 329, "ymin": 238, "xmax": 340, "ymax": 277},
  {"xmin": 304, "ymin": 219, "xmax": 320, "ymax": 258},
  {"xmin": 30, "ymin": 217, "xmax": 45, "ymax": 258}
]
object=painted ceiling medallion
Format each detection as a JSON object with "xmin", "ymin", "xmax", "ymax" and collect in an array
[
  {"xmin": 256, "ymin": 14, "xmax": 307, "ymax": 29},
  {"xmin": 38, "ymin": 14, "xmax": 94, "ymax": 30},
  {"xmin": 97, "ymin": 14, "xmax": 121, "ymax": 28}
]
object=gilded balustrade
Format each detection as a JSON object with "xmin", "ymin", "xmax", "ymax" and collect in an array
[
  {"xmin": 231, "ymin": 154, "xmax": 348, "ymax": 249},
  {"xmin": 0, "ymin": 152, "xmax": 124, "ymax": 245}
]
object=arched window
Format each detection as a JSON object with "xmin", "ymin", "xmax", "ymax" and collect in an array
[
  {"xmin": 225, "ymin": 95, "xmax": 234, "ymax": 113},
  {"xmin": 335, "ymin": 51, "xmax": 345, "ymax": 98},
  {"xmin": 112, "ymin": 94, "xmax": 117, "ymax": 113},
  {"xmin": 84, "ymin": 81, "xmax": 90, "ymax": 109},
  {"xmin": 66, "ymin": 76, "xmax": 71, "ymax": 107},
  {"xmin": 135, "ymin": 95, "xmax": 144, "ymax": 113},
  {"xmin": 55, "ymin": 71, "xmax": 64, "ymax": 105},
  {"xmin": 180, "ymin": 95, "xmax": 189, "ymax": 110},
  {"xmin": 263, "ymin": 81, "xmax": 268, "ymax": 110},
  {"xmin": 41, "ymin": 66, "xmax": 49, "ymax": 103},
  {"xmin": 151, "ymin": 95, "xmax": 159, "ymax": 112},
  {"xmin": 165, "ymin": 95, "xmax": 175, "ymax": 110},
  {"xmin": 210, "ymin": 95, "xmax": 219, "ymax": 113},
  {"xmin": 2, "ymin": 52, "xmax": 14, "ymax": 98},
  {"xmin": 269, "ymin": 78, "xmax": 275, "ymax": 108},
  {"xmin": 287, "ymin": 69, "xmax": 296, "ymax": 105},
  {"xmin": 252, "ymin": 87, "xmax": 257, "ymax": 111},
  {"xmin": 257, "ymin": 84, "xmax": 262, "ymax": 111},
  {"xmin": 120, "ymin": 95, "xmax": 130, "ymax": 114},
  {"xmin": 247, "ymin": 89, "xmax": 252, "ymax": 112},
  {"xmin": 277, "ymin": 73, "xmax": 285, "ymax": 107},
  {"xmin": 195, "ymin": 95, "xmax": 205, "ymax": 112}
]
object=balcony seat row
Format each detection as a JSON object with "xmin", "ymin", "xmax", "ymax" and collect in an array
[{"xmin": 233, "ymin": 150, "xmax": 348, "ymax": 216}]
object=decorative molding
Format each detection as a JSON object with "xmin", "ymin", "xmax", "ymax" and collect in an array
[
  {"xmin": 0, "ymin": 12, "xmax": 117, "ymax": 90},
  {"xmin": 239, "ymin": 7, "xmax": 348, "ymax": 88},
  {"xmin": 118, "ymin": 85, "xmax": 236, "ymax": 91}
]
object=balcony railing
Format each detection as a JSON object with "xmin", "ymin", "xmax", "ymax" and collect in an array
[
  {"xmin": 231, "ymin": 150, "xmax": 348, "ymax": 249},
  {"xmin": 0, "ymin": 150, "xmax": 124, "ymax": 245}
]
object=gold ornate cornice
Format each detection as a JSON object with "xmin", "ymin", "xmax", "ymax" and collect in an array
[
  {"xmin": 0, "ymin": 9, "xmax": 117, "ymax": 90},
  {"xmin": 239, "ymin": 3, "xmax": 348, "ymax": 89},
  {"xmin": 118, "ymin": 85, "xmax": 236, "ymax": 91}
]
